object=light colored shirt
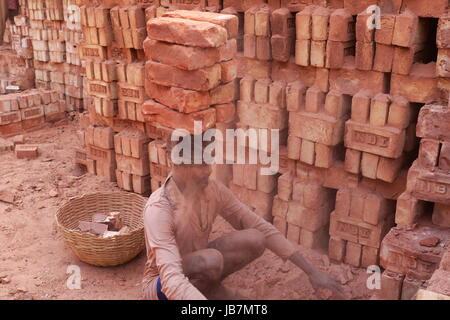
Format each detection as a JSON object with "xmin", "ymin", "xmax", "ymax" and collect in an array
[{"xmin": 142, "ymin": 175, "xmax": 297, "ymax": 300}]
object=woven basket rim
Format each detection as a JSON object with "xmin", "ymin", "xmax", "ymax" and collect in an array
[{"xmin": 55, "ymin": 191, "xmax": 148, "ymax": 236}]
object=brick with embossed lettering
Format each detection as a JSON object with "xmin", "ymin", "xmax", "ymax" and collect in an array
[
  {"xmin": 380, "ymin": 226, "xmax": 450, "ymax": 280},
  {"xmin": 330, "ymin": 209, "xmax": 394, "ymax": 248}
]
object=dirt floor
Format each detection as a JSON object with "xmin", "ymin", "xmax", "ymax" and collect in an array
[{"xmin": 0, "ymin": 119, "xmax": 374, "ymax": 300}]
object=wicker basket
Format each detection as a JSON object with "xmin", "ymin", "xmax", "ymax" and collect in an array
[{"xmin": 56, "ymin": 192, "xmax": 147, "ymax": 267}]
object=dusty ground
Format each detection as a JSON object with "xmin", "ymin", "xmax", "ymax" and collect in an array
[{"xmin": 0, "ymin": 120, "xmax": 374, "ymax": 300}]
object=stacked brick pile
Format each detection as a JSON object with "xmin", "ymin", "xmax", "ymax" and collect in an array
[
  {"xmin": 1, "ymin": 1, "xmax": 35, "ymax": 92},
  {"xmin": 78, "ymin": 4, "xmax": 152, "ymax": 186},
  {"xmin": 142, "ymin": 10, "xmax": 239, "ymax": 188},
  {"xmin": 378, "ymin": 103, "xmax": 450, "ymax": 299},
  {"xmin": 85, "ymin": 125, "xmax": 116, "ymax": 181},
  {"xmin": 28, "ymin": 0, "xmax": 66, "ymax": 93},
  {"xmin": 114, "ymin": 128, "xmax": 151, "ymax": 195},
  {"xmin": 63, "ymin": 0, "xmax": 84, "ymax": 111},
  {"xmin": 232, "ymin": 76, "xmax": 287, "ymax": 221},
  {"xmin": 0, "ymin": 89, "xmax": 66, "ymax": 136}
]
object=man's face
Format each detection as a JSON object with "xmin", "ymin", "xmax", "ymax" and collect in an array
[{"xmin": 179, "ymin": 164, "xmax": 212, "ymax": 189}]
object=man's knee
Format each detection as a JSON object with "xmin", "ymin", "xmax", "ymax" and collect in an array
[
  {"xmin": 242, "ymin": 229, "xmax": 265, "ymax": 258},
  {"xmin": 188, "ymin": 249, "xmax": 224, "ymax": 282}
]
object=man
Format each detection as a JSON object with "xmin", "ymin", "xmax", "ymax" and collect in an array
[{"xmin": 142, "ymin": 135, "xmax": 346, "ymax": 300}]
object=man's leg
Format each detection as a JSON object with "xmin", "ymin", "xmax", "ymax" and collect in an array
[
  {"xmin": 181, "ymin": 229, "xmax": 265, "ymax": 299},
  {"xmin": 208, "ymin": 229, "xmax": 265, "ymax": 280},
  {"xmin": 182, "ymin": 248, "xmax": 224, "ymax": 294}
]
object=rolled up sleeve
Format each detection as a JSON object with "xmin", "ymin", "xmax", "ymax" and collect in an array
[
  {"xmin": 215, "ymin": 181, "xmax": 297, "ymax": 261},
  {"xmin": 144, "ymin": 203, "xmax": 207, "ymax": 300}
]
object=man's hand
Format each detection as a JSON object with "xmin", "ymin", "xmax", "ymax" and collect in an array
[
  {"xmin": 289, "ymin": 251, "xmax": 349, "ymax": 299},
  {"xmin": 308, "ymin": 269, "xmax": 348, "ymax": 299}
]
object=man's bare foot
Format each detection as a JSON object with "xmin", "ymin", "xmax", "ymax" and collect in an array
[{"xmin": 206, "ymin": 284, "xmax": 249, "ymax": 300}]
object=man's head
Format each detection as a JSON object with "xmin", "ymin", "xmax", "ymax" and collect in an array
[{"xmin": 166, "ymin": 134, "xmax": 212, "ymax": 190}]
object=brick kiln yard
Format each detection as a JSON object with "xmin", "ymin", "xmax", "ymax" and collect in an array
[
  {"xmin": 1, "ymin": 0, "xmax": 450, "ymax": 301},
  {"xmin": 0, "ymin": 122, "xmax": 371, "ymax": 300}
]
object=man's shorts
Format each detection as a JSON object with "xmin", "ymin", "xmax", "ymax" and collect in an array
[
  {"xmin": 156, "ymin": 277, "xmax": 168, "ymax": 300},
  {"xmin": 143, "ymin": 277, "xmax": 168, "ymax": 300}
]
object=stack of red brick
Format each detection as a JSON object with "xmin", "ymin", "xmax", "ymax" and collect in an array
[
  {"xmin": 0, "ymin": 89, "xmax": 66, "ymax": 136},
  {"xmin": 378, "ymin": 104, "xmax": 450, "ymax": 299},
  {"xmin": 142, "ymin": 10, "xmax": 239, "ymax": 190}
]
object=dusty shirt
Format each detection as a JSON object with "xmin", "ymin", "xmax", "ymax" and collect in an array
[{"xmin": 142, "ymin": 176, "xmax": 297, "ymax": 300}]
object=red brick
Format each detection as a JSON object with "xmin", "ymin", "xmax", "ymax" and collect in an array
[
  {"xmin": 355, "ymin": 11, "xmax": 374, "ymax": 42},
  {"xmin": 375, "ymin": 14, "xmax": 395, "ymax": 45},
  {"xmin": 211, "ymin": 80, "xmax": 238, "ymax": 105},
  {"xmin": 147, "ymin": 17, "xmax": 227, "ymax": 48},
  {"xmin": 286, "ymin": 81, "xmax": 307, "ymax": 112},
  {"xmin": 310, "ymin": 40, "xmax": 326, "ymax": 67},
  {"xmin": 255, "ymin": 7, "xmax": 271, "ymax": 37},
  {"xmin": 418, "ymin": 139, "xmax": 440, "ymax": 168},
  {"xmin": 142, "ymin": 99, "xmax": 216, "ymax": 133},
  {"xmin": 417, "ymin": 104, "xmax": 450, "ymax": 140},
  {"xmin": 363, "ymin": 192, "xmax": 394, "ymax": 225},
  {"xmin": 392, "ymin": 10, "xmax": 418, "ymax": 48},
  {"xmin": 271, "ymin": 35, "xmax": 293, "ymax": 62},
  {"xmin": 355, "ymin": 41, "xmax": 374, "ymax": 71},
  {"xmin": 345, "ymin": 121, "xmax": 405, "ymax": 158},
  {"xmin": 390, "ymin": 63, "xmax": 438, "ymax": 104},
  {"xmin": 345, "ymin": 241, "xmax": 362, "ymax": 267},
  {"xmin": 256, "ymin": 36, "xmax": 272, "ymax": 60},
  {"xmin": 289, "ymin": 112, "xmax": 344, "ymax": 146},
  {"xmin": 244, "ymin": 34, "xmax": 256, "ymax": 58},
  {"xmin": 329, "ymin": 237, "xmax": 346, "ymax": 262},
  {"xmin": 145, "ymin": 61, "xmax": 221, "ymax": 91},
  {"xmin": 437, "ymin": 13, "xmax": 450, "ymax": 48},
  {"xmin": 330, "ymin": 210, "xmax": 394, "ymax": 248},
  {"xmin": 271, "ymin": 8, "xmax": 295, "ymax": 36},
  {"xmin": 145, "ymin": 81, "xmax": 211, "ymax": 113},
  {"xmin": 326, "ymin": 40, "xmax": 355, "ymax": 69},
  {"xmin": 15, "ymin": 145, "xmax": 38, "ymax": 159},
  {"xmin": 296, "ymin": 6, "xmax": 314, "ymax": 40},
  {"xmin": 162, "ymin": 10, "xmax": 239, "ymax": 39},
  {"xmin": 278, "ymin": 172, "xmax": 293, "ymax": 201},
  {"xmin": 401, "ymin": 0, "xmax": 448, "ymax": 18},
  {"xmin": 387, "ymin": 95, "xmax": 410, "ymax": 129},
  {"xmin": 329, "ymin": 58, "xmax": 388, "ymax": 95},
  {"xmin": 143, "ymin": 39, "xmax": 234, "ymax": 71},
  {"xmin": 311, "ymin": 6, "xmax": 330, "ymax": 41},
  {"xmin": 329, "ymin": 8, "xmax": 354, "ymax": 42},
  {"xmin": 295, "ymin": 39, "xmax": 310, "ymax": 66},
  {"xmin": 380, "ymin": 270, "xmax": 404, "ymax": 300},
  {"xmin": 361, "ymin": 245, "xmax": 379, "ymax": 267},
  {"xmin": 287, "ymin": 223, "xmax": 301, "ymax": 244}
]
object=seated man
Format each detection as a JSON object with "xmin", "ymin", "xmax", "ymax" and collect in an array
[{"xmin": 142, "ymin": 135, "xmax": 345, "ymax": 300}]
